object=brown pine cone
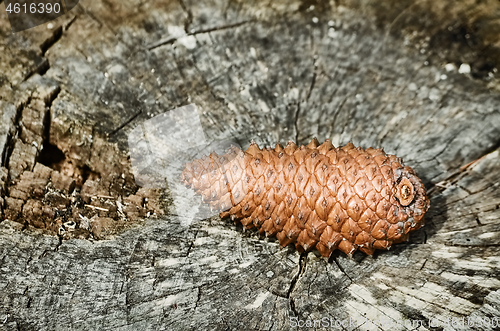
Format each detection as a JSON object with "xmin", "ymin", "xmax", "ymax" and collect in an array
[{"xmin": 181, "ymin": 139, "xmax": 430, "ymax": 257}]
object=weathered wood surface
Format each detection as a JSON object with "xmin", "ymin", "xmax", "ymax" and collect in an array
[{"xmin": 1, "ymin": 0, "xmax": 500, "ymax": 330}]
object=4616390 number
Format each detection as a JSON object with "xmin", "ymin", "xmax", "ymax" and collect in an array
[{"xmin": 5, "ymin": 2, "xmax": 61, "ymax": 14}]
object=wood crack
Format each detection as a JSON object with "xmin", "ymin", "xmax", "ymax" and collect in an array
[
  {"xmin": 177, "ymin": 0, "xmax": 193, "ymax": 34},
  {"xmin": 147, "ymin": 20, "xmax": 253, "ymax": 51},
  {"xmin": 331, "ymin": 255, "xmax": 353, "ymax": 282},
  {"xmin": 108, "ymin": 110, "xmax": 142, "ymax": 137},
  {"xmin": 40, "ymin": 25, "xmax": 63, "ymax": 56},
  {"xmin": 287, "ymin": 252, "xmax": 307, "ymax": 317},
  {"xmin": 294, "ymin": 102, "xmax": 300, "ymax": 144},
  {"xmin": 427, "ymin": 147, "xmax": 499, "ymax": 197}
]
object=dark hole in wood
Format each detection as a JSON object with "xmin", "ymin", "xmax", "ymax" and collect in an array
[{"xmin": 37, "ymin": 142, "xmax": 65, "ymax": 169}]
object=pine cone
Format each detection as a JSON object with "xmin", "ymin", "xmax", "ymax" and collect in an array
[{"xmin": 181, "ymin": 139, "xmax": 430, "ymax": 257}]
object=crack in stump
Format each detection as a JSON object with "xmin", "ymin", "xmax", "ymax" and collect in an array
[
  {"xmin": 178, "ymin": 0, "xmax": 193, "ymax": 34},
  {"xmin": 40, "ymin": 25, "xmax": 63, "ymax": 56},
  {"xmin": 331, "ymin": 255, "xmax": 353, "ymax": 282},
  {"xmin": 2, "ymin": 89, "xmax": 166, "ymax": 240},
  {"xmin": 294, "ymin": 103, "xmax": 301, "ymax": 144},
  {"xmin": 147, "ymin": 20, "xmax": 253, "ymax": 51},
  {"xmin": 287, "ymin": 252, "xmax": 307, "ymax": 317},
  {"xmin": 427, "ymin": 143, "xmax": 500, "ymax": 197}
]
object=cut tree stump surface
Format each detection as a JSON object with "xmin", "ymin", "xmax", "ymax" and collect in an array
[{"xmin": 1, "ymin": 0, "xmax": 500, "ymax": 330}]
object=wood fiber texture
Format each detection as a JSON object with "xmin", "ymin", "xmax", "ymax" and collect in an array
[{"xmin": 182, "ymin": 139, "xmax": 430, "ymax": 257}]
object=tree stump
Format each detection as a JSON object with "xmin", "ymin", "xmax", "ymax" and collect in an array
[{"xmin": 1, "ymin": 0, "xmax": 500, "ymax": 330}]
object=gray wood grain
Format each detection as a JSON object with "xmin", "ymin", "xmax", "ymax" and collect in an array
[{"xmin": 1, "ymin": 0, "xmax": 500, "ymax": 330}]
